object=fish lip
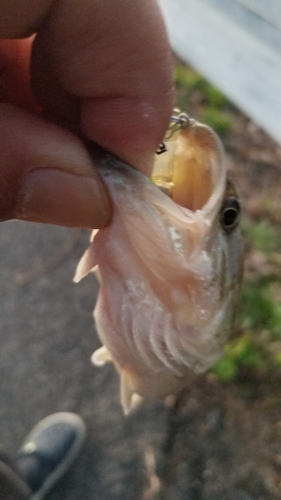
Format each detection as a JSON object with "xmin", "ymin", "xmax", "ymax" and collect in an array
[{"xmin": 185, "ymin": 120, "xmax": 227, "ymax": 220}]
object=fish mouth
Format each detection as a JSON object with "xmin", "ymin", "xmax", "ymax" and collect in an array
[{"xmin": 152, "ymin": 117, "xmax": 226, "ymax": 219}]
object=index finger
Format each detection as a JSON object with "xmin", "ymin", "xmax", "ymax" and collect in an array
[{"xmin": 30, "ymin": 0, "xmax": 175, "ymax": 175}]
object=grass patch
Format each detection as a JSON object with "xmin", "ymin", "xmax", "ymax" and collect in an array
[
  {"xmin": 242, "ymin": 219, "xmax": 279, "ymax": 252},
  {"xmin": 175, "ymin": 64, "xmax": 230, "ymax": 109},
  {"xmin": 174, "ymin": 63, "xmax": 233, "ymax": 136},
  {"xmin": 241, "ymin": 280, "xmax": 281, "ymax": 340},
  {"xmin": 212, "ymin": 278, "xmax": 281, "ymax": 382},
  {"xmin": 200, "ymin": 108, "xmax": 232, "ymax": 136},
  {"xmin": 212, "ymin": 333, "xmax": 265, "ymax": 382}
]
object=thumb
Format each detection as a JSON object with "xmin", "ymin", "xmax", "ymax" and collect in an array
[{"xmin": 0, "ymin": 104, "xmax": 111, "ymax": 228}]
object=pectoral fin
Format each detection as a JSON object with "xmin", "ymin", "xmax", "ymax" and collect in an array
[
  {"xmin": 73, "ymin": 241, "xmax": 96, "ymax": 282},
  {"xmin": 92, "ymin": 347, "xmax": 144, "ymax": 414},
  {"xmin": 91, "ymin": 346, "xmax": 112, "ymax": 366},
  {"xmin": 121, "ymin": 371, "xmax": 144, "ymax": 415}
]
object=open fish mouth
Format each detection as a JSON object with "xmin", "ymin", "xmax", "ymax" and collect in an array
[
  {"xmin": 75, "ymin": 110, "xmax": 243, "ymax": 414},
  {"xmin": 153, "ymin": 110, "xmax": 224, "ymax": 210},
  {"xmin": 153, "ymin": 110, "xmax": 233, "ymax": 235}
]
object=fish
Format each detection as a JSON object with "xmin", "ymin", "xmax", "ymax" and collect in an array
[{"xmin": 74, "ymin": 111, "xmax": 243, "ymax": 414}]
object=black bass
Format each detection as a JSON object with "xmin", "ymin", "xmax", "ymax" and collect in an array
[{"xmin": 74, "ymin": 111, "xmax": 243, "ymax": 414}]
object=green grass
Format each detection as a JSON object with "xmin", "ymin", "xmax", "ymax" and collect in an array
[
  {"xmin": 200, "ymin": 108, "xmax": 232, "ymax": 137},
  {"xmin": 212, "ymin": 278, "xmax": 281, "ymax": 382},
  {"xmin": 174, "ymin": 63, "xmax": 233, "ymax": 136},
  {"xmin": 175, "ymin": 65, "xmax": 230, "ymax": 109},
  {"xmin": 212, "ymin": 333, "xmax": 265, "ymax": 382},
  {"xmin": 242, "ymin": 219, "xmax": 279, "ymax": 252},
  {"xmin": 241, "ymin": 280, "xmax": 281, "ymax": 340},
  {"xmin": 212, "ymin": 219, "xmax": 281, "ymax": 383}
]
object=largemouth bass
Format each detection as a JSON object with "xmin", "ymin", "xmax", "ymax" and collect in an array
[{"xmin": 75, "ymin": 111, "xmax": 243, "ymax": 414}]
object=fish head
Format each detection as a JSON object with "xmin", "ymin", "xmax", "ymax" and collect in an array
[{"xmin": 75, "ymin": 115, "xmax": 243, "ymax": 414}]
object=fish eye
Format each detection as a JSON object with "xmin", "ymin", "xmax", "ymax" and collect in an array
[{"xmin": 220, "ymin": 197, "xmax": 241, "ymax": 233}]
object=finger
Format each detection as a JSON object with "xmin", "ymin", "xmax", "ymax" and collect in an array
[
  {"xmin": 0, "ymin": 0, "xmax": 54, "ymax": 38},
  {"xmin": 0, "ymin": 38, "xmax": 37, "ymax": 110},
  {"xmin": 0, "ymin": 104, "xmax": 111, "ymax": 228},
  {"xmin": 30, "ymin": 0, "xmax": 174, "ymax": 175}
]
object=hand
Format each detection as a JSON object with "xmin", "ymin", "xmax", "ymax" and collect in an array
[{"xmin": 0, "ymin": 0, "xmax": 174, "ymax": 229}]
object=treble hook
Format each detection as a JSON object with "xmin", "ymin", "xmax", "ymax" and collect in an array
[{"xmin": 156, "ymin": 110, "xmax": 190, "ymax": 155}]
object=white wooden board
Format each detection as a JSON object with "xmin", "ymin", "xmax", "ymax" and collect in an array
[{"xmin": 158, "ymin": 0, "xmax": 281, "ymax": 145}]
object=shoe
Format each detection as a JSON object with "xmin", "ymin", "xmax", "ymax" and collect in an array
[
  {"xmin": 15, "ymin": 412, "xmax": 86, "ymax": 500},
  {"xmin": 0, "ymin": 449, "xmax": 30, "ymax": 500}
]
